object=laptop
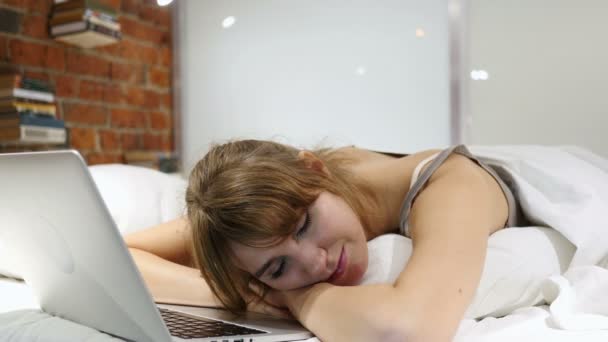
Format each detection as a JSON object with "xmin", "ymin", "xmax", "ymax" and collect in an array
[{"xmin": 0, "ymin": 150, "xmax": 313, "ymax": 342}]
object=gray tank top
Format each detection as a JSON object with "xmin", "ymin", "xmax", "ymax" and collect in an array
[{"xmin": 399, "ymin": 145, "xmax": 527, "ymax": 238}]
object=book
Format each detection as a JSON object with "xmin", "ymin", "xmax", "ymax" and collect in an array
[
  {"xmin": 51, "ymin": 7, "xmax": 118, "ymax": 24},
  {"xmin": 51, "ymin": 19, "xmax": 120, "ymax": 37},
  {"xmin": 0, "ymin": 74, "xmax": 53, "ymax": 93},
  {"xmin": 0, "ymin": 112, "xmax": 65, "ymax": 128},
  {"xmin": 0, "ymin": 125, "xmax": 66, "ymax": 144},
  {"xmin": 0, "ymin": 88, "xmax": 55, "ymax": 103},
  {"xmin": 0, "ymin": 74, "xmax": 22, "ymax": 89},
  {"xmin": 50, "ymin": 11, "xmax": 120, "ymax": 31},
  {"xmin": 0, "ymin": 100, "xmax": 57, "ymax": 117},
  {"xmin": 53, "ymin": 0, "xmax": 118, "ymax": 17}
]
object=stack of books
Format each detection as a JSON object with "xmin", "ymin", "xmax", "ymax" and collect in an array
[
  {"xmin": 49, "ymin": 0, "xmax": 121, "ymax": 48},
  {"xmin": 0, "ymin": 73, "xmax": 66, "ymax": 145}
]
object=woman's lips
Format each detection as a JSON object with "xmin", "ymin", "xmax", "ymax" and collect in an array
[{"xmin": 327, "ymin": 247, "xmax": 346, "ymax": 283}]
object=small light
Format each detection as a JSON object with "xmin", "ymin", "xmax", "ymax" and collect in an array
[
  {"xmin": 356, "ymin": 66, "xmax": 367, "ymax": 75},
  {"xmin": 470, "ymin": 70, "xmax": 489, "ymax": 81},
  {"xmin": 415, "ymin": 28, "xmax": 425, "ymax": 37},
  {"xmin": 157, "ymin": 0, "xmax": 173, "ymax": 6},
  {"xmin": 222, "ymin": 16, "xmax": 236, "ymax": 28}
]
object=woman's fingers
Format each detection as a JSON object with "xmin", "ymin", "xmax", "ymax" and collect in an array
[
  {"xmin": 247, "ymin": 300, "xmax": 293, "ymax": 319},
  {"xmin": 247, "ymin": 282, "xmax": 287, "ymax": 308},
  {"xmin": 248, "ymin": 282, "xmax": 264, "ymax": 297}
]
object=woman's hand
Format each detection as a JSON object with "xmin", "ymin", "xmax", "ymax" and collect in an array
[
  {"xmin": 247, "ymin": 282, "xmax": 333, "ymax": 322},
  {"xmin": 245, "ymin": 283, "xmax": 293, "ymax": 319}
]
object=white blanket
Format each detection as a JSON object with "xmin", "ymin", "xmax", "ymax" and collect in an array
[{"xmin": 469, "ymin": 145, "xmax": 608, "ymax": 269}]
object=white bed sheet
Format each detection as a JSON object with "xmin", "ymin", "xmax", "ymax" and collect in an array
[
  {"xmin": 3, "ymin": 271, "xmax": 608, "ymax": 342},
  {"xmin": 0, "ymin": 276, "xmax": 121, "ymax": 341}
]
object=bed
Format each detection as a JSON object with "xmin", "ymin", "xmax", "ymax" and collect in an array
[{"xmin": 1, "ymin": 145, "xmax": 607, "ymax": 341}]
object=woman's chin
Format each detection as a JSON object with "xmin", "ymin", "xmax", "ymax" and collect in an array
[{"xmin": 336, "ymin": 263, "xmax": 366, "ymax": 286}]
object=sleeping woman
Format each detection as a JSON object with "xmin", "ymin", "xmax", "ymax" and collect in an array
[{"xmin": 125, "ymin": 139, "xmax": 528, "ymax": 341}]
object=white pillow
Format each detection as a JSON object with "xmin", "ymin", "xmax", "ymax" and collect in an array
[
  {"xmin": 360, "ymin": 227, "xmax": 576, "ymax": 319},
  {"xmin": 88, "ymin": 164, "xmax": 187, "ymax": 236},
  {"xmin": 0, "ymin": 165, "xmax": 187, "ymax": 279}
]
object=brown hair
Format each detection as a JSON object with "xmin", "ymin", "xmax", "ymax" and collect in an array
[{"xmin": 185, "ymin": 139, "xmax": 378, "ymax": 313}]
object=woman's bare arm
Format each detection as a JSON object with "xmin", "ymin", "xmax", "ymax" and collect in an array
[
  {"xmin": 283, "ymin": 154, "xmax": 508, "ymax": 341},
  {"xmin": 124, "ymin": 218, "xmax": 221, "ymax": 307}
]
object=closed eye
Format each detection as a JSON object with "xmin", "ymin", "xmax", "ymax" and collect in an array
[
  {"xmin": 295, "ymin": 209, "xmax": 312, "ymax": 240},
  {"xmin": 271, "ymin": 257, "xmax": 286, "ymax": 279},
  {"xmin": 269, "ymin": 210, "xmax": 312, "ymax": 280}
]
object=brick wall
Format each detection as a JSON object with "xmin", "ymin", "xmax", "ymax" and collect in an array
[{"xmin": 0, "ymin": 0, "xmax": 173, "ymax": 165}]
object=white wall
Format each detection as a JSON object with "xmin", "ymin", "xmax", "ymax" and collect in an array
[
  {"xmin": 466, "ymin": 0, "xmax": 608, "ymax": 157},
  {"xmin": 178, "ymin": 0, "xmax": 452, "ymax": 171}
]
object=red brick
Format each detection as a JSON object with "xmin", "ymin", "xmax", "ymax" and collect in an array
[
  {"xmin": 45, "ymin": 45, "xmax": 65, "ymax": 71},
  {"xmin": 148, "ymin": 66, "xmax": 169, "ymax": 88},
  {"xmin": 110, "ymin": 61, "xmax": 142, "ymax": 83},
  {"xmin": 9, "ymin": 39, "xmax": 44, "ymax": 66},
  {"xmin": 125, "ymin": 86, "xmax": 145, "ymax": 106},
  {"xmin": 86, "ymin": 152, "xmax": 124, "ymax": 165},
  {"xmin": 2, "ymin": 0, "xmax": 50, "ymax": 13},
  {"xmin": 67, "ymin": 52, "xmax": 110, "ymax": 78},
  {"xmin": 161, "ymin": 133, "xmax": 172, "ymax": 151},
  {"xmin": 138, "ymin": 43, "xmax": 158, "ymax": 65},
  {"xmin": 0, "ymin": 36, "xmax": 7, "ymax": 61},
  {"xmin": 119, "ymin": 16, "xmax": 164, "ymax": 44},
  {"xmin": 121, "ymin": 0, "xmax": 140, "ymax": 15},
  {"xmin": 63, "ymin": 103, "xmax": 107, "ymax": 125},
  {"xmin": 111, "ymin": 108, "xmax": 146, "ymax": 128},
  {"xmin": 138, "ymin": 5, "xmax": 171, "ymax": 28},
  {"xmin": 148, "ymin": 111, "xmax": 171, "ymax": 129},
  {"xmin": 101, "ymin": 40, "xmax": 159, "ymax": 65},
  {"xmin": 94, "ymin": 41, "xmax": 121, "ymax": 57},
  {"xmin": 28, "ymin": 0, "xmax": 50, "ymax": 14},
  {"xmin": 24, "ymin": 70, "xmax": 49, "ymax": 82},
  {"xmin": 144, "ymin": 89, "xmax": 160, "ymax": 109},
  {"xmin": 1, "ymin": 0, "xmax": 25, "ymax": 9},
  {"xmin": 103, "ymin": 84, "xmax": 124, "ymax": 104},
  {"xmin": 159, "ymin": 46, "xmax": 171, "ymax": 67},
  {"xmin": 54, "ymin": 75, "xmax": 78, "ymax": 98},
  {"xmin": 79, "ymin": 80, "xmax": 106, "ymax": 101},
  {"xmin": 98, "ymin": 40, "xmax": 157, "ymax": 63},
  {"xmin": 121, "ymin": 132, "xmax": 141, "ymax": 150},
  {"xmin": 142, "ymin": 132, "xmax": 161, "ymax": 150},
  {"xmin": 99, "ymin": 129, "xmax": 120, "ymax": 150},
  {"xmin": 55, "ymin": 102, "xmax": 64, "ymax": 120},
  {"xmin": 97, "ymin": 0, "xmax": 120, "ymax": 11},
  {"xmin": 135, "ymin": 65, "xmax": 146, "ymax": 83},
  {"xmin": 9, "ymin": 39, "xmax": 64, "ymax": 70},
  {"xmin": 22, "ymin": 14, "xmax": 48, "ymax": 39},
  {"xmin": 117, "ymin": 63, "xmax": 145, "ymax": 84},
  {"xmin": 117, "ymin": 40, "xmax": 141, "ymax": 60},
  {"xmin": 160, "ymin": 92, "xmax": 171, "ymax": 109},
  {"xmin": 69, "ymin": 127, "xmax": 96, "ymax": 150}
]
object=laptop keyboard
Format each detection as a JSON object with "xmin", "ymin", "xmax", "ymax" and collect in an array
[{"xmin": 159, "ymin": 308, "xmax": 267, "ymax": 339}]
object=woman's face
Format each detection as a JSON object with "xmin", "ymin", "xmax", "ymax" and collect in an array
[{"xmin": 230, "ymin": 191, "xmax": 369, "ymax": 290}]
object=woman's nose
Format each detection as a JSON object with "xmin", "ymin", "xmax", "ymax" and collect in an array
[{"xmin": 300, "ymin": 245, "xmax": 328, "ymax": 278}]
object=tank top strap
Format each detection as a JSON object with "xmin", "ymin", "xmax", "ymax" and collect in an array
[
  {"xmin": 409, "ymin": 152, "xmax": 441, "ymax": 190},
  {"xmin": 399, "ymin": 145, "xmax": 462, "ymax": 237},
  {"xmin": 399, "ymin": 144, "xmax": 521, "ymax": 237}
]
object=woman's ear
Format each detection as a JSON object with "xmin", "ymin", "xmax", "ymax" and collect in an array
[{"xmin": 298, "ymin": 150, "xmax": 330, "ymax": 176}]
